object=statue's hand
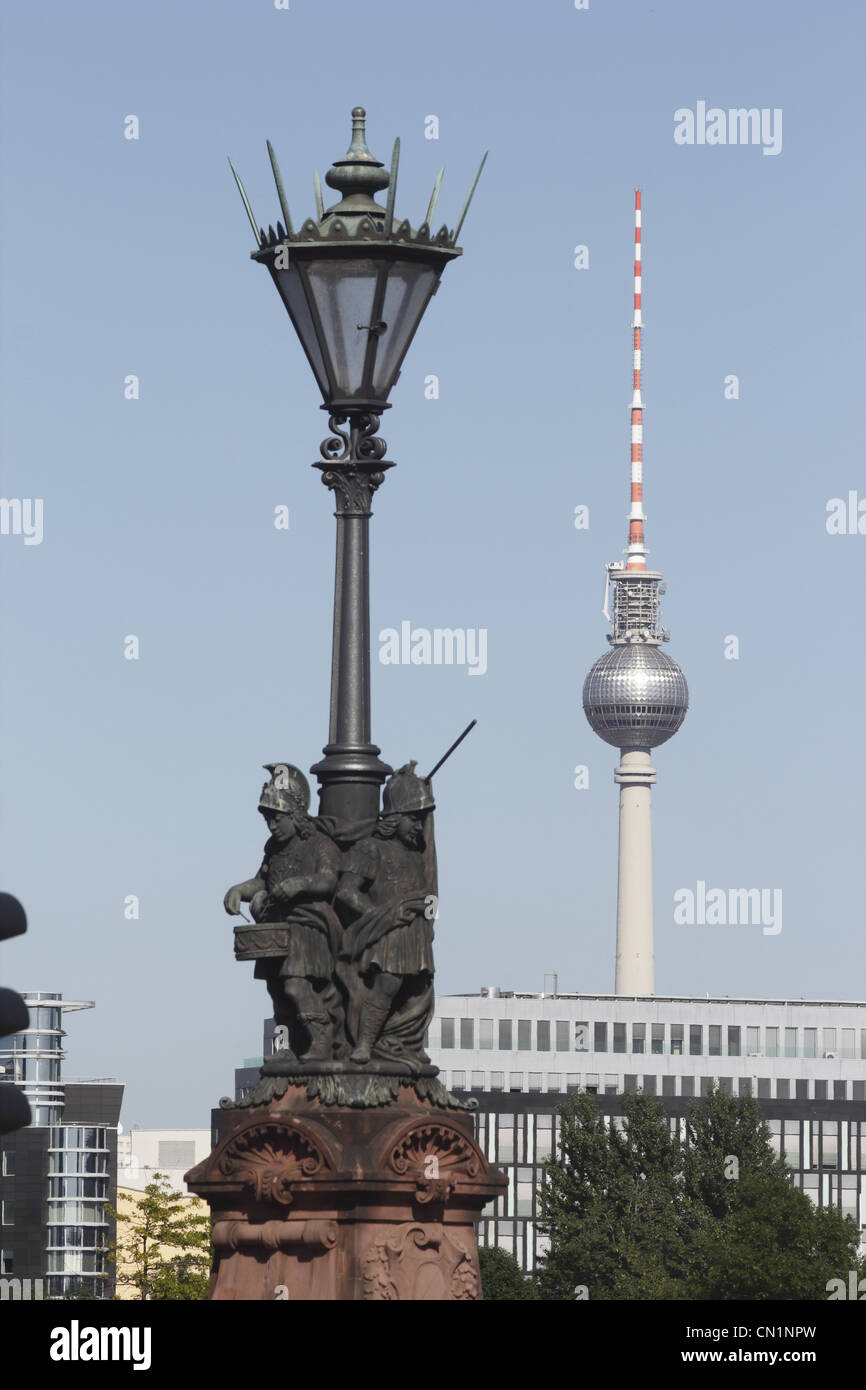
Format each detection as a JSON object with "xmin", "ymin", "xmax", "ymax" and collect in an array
[
  {"xmin": 270, "ymin": 878, "xmax": 298, "ymax": 906},
  {"xmin": 250, "ymin": 890, "xmax": 268, "ymax": 921},
  {"xmin": 224, "ymin": 886, "xmax": 243, "ymax": 916}
]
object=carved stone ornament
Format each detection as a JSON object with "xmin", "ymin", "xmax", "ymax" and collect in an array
[
  {"xmin": 218, "ymin": 1122, "xmax": 327, "ymax": 1205},
  {"xmin": 362, "ymin": 1223, "xmax": 479, "ymax": 1301},
  {"xmin": 387, "ymin": 1121, "xmax": 482, "ymax": 1202}
]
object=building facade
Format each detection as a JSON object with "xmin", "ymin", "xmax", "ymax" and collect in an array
[
  {"xmin": 428, "ymin": 989, "xmax": 866, "ymax": 1271},
  {"xmin": 0, "ymin": 992, "xmax": 123, "ymax": 1299},
  {"xmin": 117, "ymin": 1128, "xmax": 212, "ymax": 1196}
]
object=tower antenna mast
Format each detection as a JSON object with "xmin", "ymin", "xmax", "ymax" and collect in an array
[{"xmin": 627, "ymin": 189, "xmax": 647, "ymax": 573}]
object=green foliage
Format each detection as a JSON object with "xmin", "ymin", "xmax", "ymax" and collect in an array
[
  {"xmin": 535, "ymin": 1085, "xmax": 863, "ymax": 1301},
  {"xmin": 536, "ymin": 1090, "xmax": 690, "ymax": 1300},
  {"xmin": 684, "ymin": 1170, "xmax": 863, "ymax": 1301},
  {"xmin": 478, "ymin": 1245, "xmax": 538, "ymax": 1300},
  {"xmin": 108, "ymin": 1173, "xmax": 211, "ymax": 1301}
]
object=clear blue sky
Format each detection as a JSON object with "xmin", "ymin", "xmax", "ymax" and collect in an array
[{"xmin": 1, "ymin": 0, "xmax": 863, "ymax": 1125}]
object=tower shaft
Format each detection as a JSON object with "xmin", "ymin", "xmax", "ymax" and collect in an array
[{"xmin": 614, "ymin": 750, "xmax": 656, "ymax": 995}]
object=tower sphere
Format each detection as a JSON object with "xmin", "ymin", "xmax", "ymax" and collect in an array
[{"xmin": 583, "ymin": 643, "xmax": 688, "ymax": 749}]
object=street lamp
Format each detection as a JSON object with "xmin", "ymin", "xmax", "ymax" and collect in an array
[
  {"xmin": 229, "ymin": 108, "xmax": 485, "ymax": 823},
  {"xmin": 187, "ymin": 112, "xmax": 501, "ymax": 1303}
]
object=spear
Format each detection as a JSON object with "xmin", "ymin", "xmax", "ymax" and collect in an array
[{"xmin": 425, "ymin": 719, "xmax": 477, "ymax": 780}]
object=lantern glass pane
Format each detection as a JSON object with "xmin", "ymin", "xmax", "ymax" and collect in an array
[
  {"xmin": 305, "ymin": 259, "xmax": 380, "ymax": 398},
  {"xmin": 372, "ymin": 263, "xmax": 439, "ymax": 396},
  {"xmin": 271, "ymin": 264, "xmax": 331, "ymax": 399}
]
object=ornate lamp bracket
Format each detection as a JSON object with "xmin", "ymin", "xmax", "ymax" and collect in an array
[{"xmin": 315, "ymin": 412, "xmax": 393, "ymax": 515}]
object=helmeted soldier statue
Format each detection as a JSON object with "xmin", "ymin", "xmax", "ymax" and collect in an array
[
  {"xmin": 224, "ymin": 765, "xmax": 343, "ymax": 1062},
  {"xmin": 335, "ymin": 762, "xmax": 437, "ymax": 1068}
]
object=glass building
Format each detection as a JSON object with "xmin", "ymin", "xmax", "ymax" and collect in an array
[{"xmin": 0, "ymin": 993, "xmax": 123, "ymax": 1299}]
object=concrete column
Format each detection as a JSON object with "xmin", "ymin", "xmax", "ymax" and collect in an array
[{"xmin": 613, "ymin": 748, "xmax": 657, "ymax": 996}]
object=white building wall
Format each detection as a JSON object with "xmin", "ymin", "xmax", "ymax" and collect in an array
[
  {"xmin": 116, "ymin": 1128, "xmax": 211, "ymax": 1195},
  {"xmin": 428, "ymin": 993, "xmax": 866, "ymax": 1099}
]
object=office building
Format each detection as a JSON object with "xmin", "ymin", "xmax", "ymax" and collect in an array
[{"xmin": 0, "ymin": 992, "xmax": 123, "ymax": 1298}]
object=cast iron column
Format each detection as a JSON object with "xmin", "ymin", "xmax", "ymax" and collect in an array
[{"xmin": 310, "ymin": 412, "xmax": 393, "ymax": 823}]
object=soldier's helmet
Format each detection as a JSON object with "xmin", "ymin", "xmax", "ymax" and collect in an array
[
  {"xmin": 383, "ymin": 761, "xmax": 435, "ymax": 816},
  {"xmin": 258, "ymin": 763, "xmax": 311, "ymax": 815}
]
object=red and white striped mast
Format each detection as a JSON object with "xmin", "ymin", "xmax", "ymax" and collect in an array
[
  {"xmin": 627, "ymin": 189, "xmax": 647, "ymax": 572},
  {"xmin": 602, "ymin": 189, "xmax": 667, "ymax": 642}
]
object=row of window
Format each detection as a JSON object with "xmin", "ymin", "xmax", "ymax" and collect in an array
[
  {"xmin": 1, "ymin": 1158, "xmax": 112, "ymax": 1192},
  {"xmin": 440, "ymin": 1071, "xmax": 866, "ymax": 1101},
  {"xmin": 48, "ymin": 1153, "xmax": 108, "ymax": 1175},
  {"xmin": 49, "ymin": 1177, "xmax": 108, "ymax": 1200},
  {"xmin": 46, "ymin": 1226, "xmax": 107, "ymax": 1249},
  {"xmin": 46, "ymin": 1202, "xmax": 107, "ymax": 1225},
  {"xmin": 46, "ymin": 1251, "xmax": 106, "ymax": 1275},
  {"xmin": 1, "ymin": 1249, "xmax": 109, "ymax": 1290},
  {"xmin": 436, "ymin": 1018, "xmax": 866, "ymax": 1059},
  {"xmin": 49, "ymin": 1128, "xmax": 107, "ymax": 1151},
  {"xmin": 475, "ymin": 1111, "xmax": 866, "ymax": 1174},
  {"xmin": 47, "ymin": 1274, "xmax": 106, "ymax": 1296},
  {"xmin": 2, "ymin": 1058, "xmax": 61, "ymax": 1082},
  {"xmin": 0, "ymin": 1034, "xmax": 62, "ymax": 1053}
]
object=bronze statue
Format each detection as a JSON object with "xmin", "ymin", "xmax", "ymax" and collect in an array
[
  {"xmin": 224, "ymin": 765, "xmax": 343, "ymax": 1062},
  {"xmin": 335, "ymin": 763, "xmax": 437, "ymax": 1067},
  {"xmin": 225, "ymin": 727, "xmax": 474, "ymax": 1079}
]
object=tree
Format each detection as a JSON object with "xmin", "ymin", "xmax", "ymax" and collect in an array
[
  {"xmin": 681, "ymin": 1085, "xmax": 863, "ymax": 1299},
  {"xmin": 535, "ymin": 1086, "xmax": 863, "ymax": 1301},
  {"xmin": 535, "ymin": 1090, "xmax": 690, "ymax": 1300},
  {"xmin": 109, "ymin": 1173, "xmax": 211, "ymax": 1300},
  {"xmin": 687, "ymin": 1168, "xmax": 862, "ymax": 1301},
  {"xmin": 478, "ymin": 1245, "xmax": 538, "ymax": 1300},
  {"xmin": 682, "ymin": 1084, "xmax": 781, "ymax": 1219}
]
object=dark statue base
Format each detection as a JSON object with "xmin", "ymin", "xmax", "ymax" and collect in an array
[
  {"xmin": 186, "ymin": 1079, "xmax": 506, "ymax": 1301},
  {"xmin": 225, "ymin": 1057, "xmax": 471, "ymax": 1110}
]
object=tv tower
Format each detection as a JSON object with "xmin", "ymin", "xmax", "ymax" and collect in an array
[{"xmin": 583, "ymin": 191, "xmax": 688, "ymax": 996}]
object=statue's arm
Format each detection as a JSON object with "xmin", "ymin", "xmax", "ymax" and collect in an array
[
  {"xmin": 334, "ymin": 869, "xmax": 369, "ymax": 921},
  {"xmin": 270, "ymin": 838, "xmax": 340, "ymax": 905},
  {"xmin": 223, "ymin": 872, "xmax": 267, "ymax": 916}
]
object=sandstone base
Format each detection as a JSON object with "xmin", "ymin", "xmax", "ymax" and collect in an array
[{"xmin": 185, "ymin": 1082, "xmax": 506, "ymax": 1301}]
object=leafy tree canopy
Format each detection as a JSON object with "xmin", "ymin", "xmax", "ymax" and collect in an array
[
  {"xmin": 535, "ymin": 1085, "xmax": 863, "ymax": 1301},
  {"xmin": 108, "ymin": 1172, "xmax": 211, "ymax": 1301},
  {"xmin": 478, "ymin": 1245, "xmax": 539, "ymax": 1300}
]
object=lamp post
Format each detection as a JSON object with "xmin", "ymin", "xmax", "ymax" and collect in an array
[
  {"xmin": 231, "ymin": 107, "xmax": 484, "ymax": 823},
  {"xmin": 185, "ymin": 112, "xmax": 504, "ymax": 1302}
]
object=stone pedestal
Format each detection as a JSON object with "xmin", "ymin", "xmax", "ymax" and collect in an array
[{"xmin": 186, "ymin": 1072, "xmax": 506, "ymax": 1301}]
